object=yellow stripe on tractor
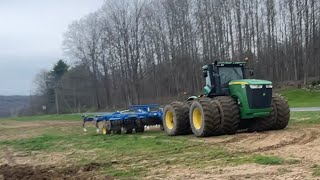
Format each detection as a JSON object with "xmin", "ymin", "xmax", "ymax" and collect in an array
[{"xmin": 228, "ymin": 82, "xmax": 248, "ymax": 85}]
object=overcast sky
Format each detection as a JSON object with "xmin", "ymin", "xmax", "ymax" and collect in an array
[{"xmin": 0, "ymin": 0, "xmax": 104, "ymax": 95}]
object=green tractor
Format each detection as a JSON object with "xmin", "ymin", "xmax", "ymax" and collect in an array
[{"xmin": 163, "ymin": 61, "xmax": 290, "ymax": 137}]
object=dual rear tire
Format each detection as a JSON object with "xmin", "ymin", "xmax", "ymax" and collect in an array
[
  {"xmin": 189, "ymin": 97, "xmax": 240, "ymax": 137},
  {"xmin": 162, "ymin": 101, "xmax": 191, "ymax": 136},
  {"xmin": 163, "ymin": 96, "xmax": 240, "ymax": 137}
]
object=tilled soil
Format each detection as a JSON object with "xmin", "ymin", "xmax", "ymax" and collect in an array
[
  {"xmin": 149, "ymin": 126, "xmax": 320, "ymax": 180},
  {"xmin": 0, "ymin": 163, "xmax": 113, "ymax": 180}
]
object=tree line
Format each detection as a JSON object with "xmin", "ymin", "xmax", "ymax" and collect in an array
[{"xmin": 31, "ymin": 0, "xmax": 320, "ymax": 114}]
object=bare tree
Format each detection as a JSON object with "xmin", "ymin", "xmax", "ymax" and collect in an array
[{"xmin": 31, "ymin": 0, "xmax": 320, "ymax": 114}]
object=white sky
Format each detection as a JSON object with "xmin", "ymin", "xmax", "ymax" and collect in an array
[{"xmin": 0, "ymin": 0, "xmax": 104, "ymax": 95}]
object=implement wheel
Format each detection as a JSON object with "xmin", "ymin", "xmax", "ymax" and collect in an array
[
  {"xmin": 102, "ymin": 126, "xmax": 108, "ymax": 134},
  {"xmin": 213, "ymin": 96, "xmax": 240, "ymax": 135},
  {"xmin": 163, "ymin": 101, "xmax": 190, "ymax": 136},
  {"xmin": 102, "ymin": 121, "xmax": 111, "ymax": 135},
  {"xmin": 111, "ymin": 121, "xmax": 121, "ymax": 134},
  {"xmin": 114, "ymin": 128, "xmax": 121, "ymax": 134},
  {"xmin": 271, "ymin": 94, "xmax": 290, "ymax": 130},
  {"xmin": 136, "ymin": 126, "xmax": 145, "ymax": 133},
  {"xmin": 123, "ymin": 128, "xmax": 133, "ymax": 134},
  {"xmin": 135, "ymin": 120, "xmax": 145, "ymax": 133},
  {"xmin": 189, "ymin": 98, "xmax": 222, "ymax": 137}
]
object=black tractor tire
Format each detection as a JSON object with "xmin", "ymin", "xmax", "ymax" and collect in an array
[
  {"xmin": 213, "ymin": 96, "xmax": 240, "ymax": 135},
  {"xmin": 248, "ymin": 116, "xmax": 275, "ymax": 132},
  {"xmin": 163, "ymin": 101, "xmax": 190, "ymax": 136},
  {"xmin": 189, "ymin": 97, "xmax": 222, "ymax": 137},
  {"xmin": 271, "ymin": 94, "xmax": 290, "ymax": 130},
  {"xmin": 248, "ymin": 101, "xmax": 276, "ymax": 132},
  {"xmin": 135, "ymin": 126, "xmax": 145, "ymax": 133},
  {"xmin": 160, "ymin": 124, "xmax": 164, "ymax": 131},
  {"xmin": 186, "ymin": 101, "xmax": 193, "ymax": 107}
]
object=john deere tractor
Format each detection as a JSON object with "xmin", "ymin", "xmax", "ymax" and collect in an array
[{"xmin": 163, "ymin": 61, "xmax": 290, "ymax": 137}]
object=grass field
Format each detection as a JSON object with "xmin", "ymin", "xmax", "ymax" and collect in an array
[
  {"xmin": 1, "ymin": 88, "xmax": 320, "ymax": 179},
  {"xmin": 3, "ymin": 114, "xmax": 81, "ymax": 121},
  {"xmin": 280, "ymin": 88, "xmax": 320, "ymax": 107},
  {"xmin": 0, "ymin": 121, "xmax": 260, "ymax": 177},
  {"xmin": 0, "ymin": 88, "xmax": 318, "ymax": 123},
  {"xmin": 289, "ymin": 111, "xmax": 320, "ymax": 125},
  {"xmin": 1, "ymin": 111, "xmax": 320, "ymax": 179}
]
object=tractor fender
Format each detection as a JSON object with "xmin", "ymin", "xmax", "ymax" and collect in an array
[{"xmin": 187, "ymin": 96, "xmax": 198, "ymax": 101}]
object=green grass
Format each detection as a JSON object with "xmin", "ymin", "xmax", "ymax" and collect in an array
[
  {"xmin": 280, "ymin": 88, "xmax": 320, "ymax": 107},
  {"xmin": 254, "ymin": 155, "xmax": 284, "ymax": 165},
  {"xmin": 311, "ymin": 164, "xmax": 320, "ymax": 177},
  {"xmin": 290, "ymin": 111, "xmax": 320, "ymax": 125},
  {"xmin": 1, "ymin": 114, "xmax": 82, "ymax": 121},
  {"xmin": 0, "ymin": 134, "xmax": 65, "ymax": 151},
  {"xmin": 0, "ymin": 126, "xmax": 266, "ymax": 179}
]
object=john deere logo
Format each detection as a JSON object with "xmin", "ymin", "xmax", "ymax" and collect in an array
[{"xmin": 262, "ymin": 93, "xmax": 266, "ymax": 96}]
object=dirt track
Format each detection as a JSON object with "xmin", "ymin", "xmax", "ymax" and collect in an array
[{"xmin": 155, "ymin": 125, "xmax": 320, "ymax": 180}]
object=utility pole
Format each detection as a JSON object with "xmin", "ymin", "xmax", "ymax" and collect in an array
[
  {"xmin": 47, "ymin": 71, "xmax": 60, "ymax": 115},
  {"xmin": 54, "ymin": 87, "xmax": 59, "ymax": 114}
]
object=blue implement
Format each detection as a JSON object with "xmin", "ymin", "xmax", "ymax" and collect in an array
[{"xmin": 82, "ymin": 104, "xmax": 163, "ymax": 134}]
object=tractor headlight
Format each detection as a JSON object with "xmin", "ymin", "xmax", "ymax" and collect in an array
[
  {"xmin": 249, "ymin": 85, "xmax": 263, "ymax": 89},
  {"xmin": 266, "ymin": 85, "xmax": 273, "ymax": 88}
]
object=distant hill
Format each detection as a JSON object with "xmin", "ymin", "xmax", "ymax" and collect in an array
[{"xmin": 0, "ymin": 96, "xmax": 29, "ymax": 118}]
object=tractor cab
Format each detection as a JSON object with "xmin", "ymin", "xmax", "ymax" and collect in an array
[
  {"xmin": 202, "ymin": 61, "xmax": 273, "ymax": 119},
  {"xmin": 202, "ymin": 61, "xmax": 247, "ymax": 97}
]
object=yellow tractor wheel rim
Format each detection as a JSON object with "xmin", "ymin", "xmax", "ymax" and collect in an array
[
  {"xmin": 165, "ymin": 110, "xmax": 174, "ymax": 129},
  {"xmin": 102, "ymin": 127, "xmax": 107, "ymax": 134},
  {"xmin": 193, "ymin": 107, "xmax": 202, "ymax": 130}
]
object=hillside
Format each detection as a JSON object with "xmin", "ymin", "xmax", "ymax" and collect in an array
[{"xmin": 0, "ymin": 96, "xmax": 29, "ymax": 117}]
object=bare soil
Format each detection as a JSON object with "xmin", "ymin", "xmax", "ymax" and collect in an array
[
  {"xmin": 148, "ymin": 125, "xmax": 320, "ymax": 180},
  {"xmin": 0, "ymin": 163, "xmax": 113, "ymax": 180}
]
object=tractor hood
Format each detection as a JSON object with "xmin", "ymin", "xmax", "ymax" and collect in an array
[{"xmin": 229, "ymin": 79, "xmax": 272, "ymax": 85}]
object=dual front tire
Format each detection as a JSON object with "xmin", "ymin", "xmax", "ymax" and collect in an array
[{"xmin": 248, "ymin": 94, "xmax": 290, "ymax": 132}]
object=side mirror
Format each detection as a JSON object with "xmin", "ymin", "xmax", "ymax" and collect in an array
[
  {"xmin": 249, "ymin": 69, "xmax": 254, "ymax": 76},
  {"xmin": 202, "ymin": 71, "xmax": 208, "ymax": 78},
  {"xmin": 245, "ymin": 68, "xmax": 254, "ymax": 76}
]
